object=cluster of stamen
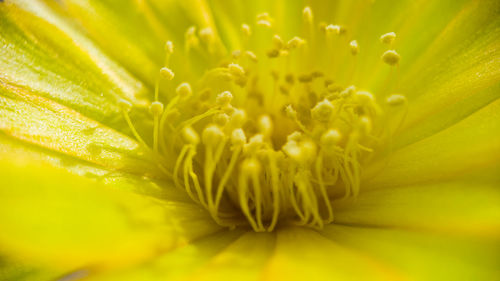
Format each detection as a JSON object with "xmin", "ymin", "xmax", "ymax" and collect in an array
[{"xmin": 118, "ymin": 7, "xmax": 406, "ymax": 231}]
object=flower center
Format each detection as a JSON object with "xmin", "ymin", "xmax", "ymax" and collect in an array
[{"xmin": 118, "ymin": 7, "xmax": 407, "ymax": 231}]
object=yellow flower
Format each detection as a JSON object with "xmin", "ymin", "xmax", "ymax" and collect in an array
[{"xmin": 1, "ymin": 0, "xmax": 499, "ymax": 280}]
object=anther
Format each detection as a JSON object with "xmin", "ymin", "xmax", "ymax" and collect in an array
[
  {"xmin": 381, "ymin": 50, "xmax": 400, "ymax": 66},
  {"xmin": 320, "ymin": 129, "xmax": 341, "ymax": 147},
  {"xmin": 117, "ymin": 99, "xmax": 132, "ymax": 112},
  {"xmin": 311, "ymin": 99, "xmax": 335, "ymax": 122},
  {"xmin": 213, "ymin": 113, "xmax": 229, "ymax": 127},
  {"xmin": 241, "ymin": 158, "xmax": 261, "ymax": 175},
  {"xmin": 359, "ymin": 116, "xmax": 372, "ymax": 135},
  {"xmin": 160, "ymin": 67, "xmax": 175, "ymax": 80},
  {"xmin": 244, "ymin": 51, "xmax": 258, "ymax": 62},
  {"xmin": 199, "ymin": 27, "xmax": 214, "ymax": 43},
  {"xmin": 231, "ymin": 128, "xmax": 247, "ymax": 146},
  {"xmin": 241, "ymin": 24, "xmax": 251, "ymax": 37},
  {"xmin": 232, "ymin": 50, "xmax": 242, "ymax": 59},
  {"xmin": 257, "ymin": 20, "xmax": 272, "ymax": 28},
  {"xmin": 182, "ymin": 126, "xmax": 200, "ymax": 145},
  {"xmin": 285, "ymin": 105, "xmax": 297, "ymax": 119},
  {"xmin": 355, "ymin": 90, "xmax": 375, "ymax": 104},
  {"xmin": 149, "ymin": 101, "xmax": 164, "ymax": 116},
  {"xmin": 325, "ymin": 24, "xmax": 341, "ymax": 35},
  {"xmin": 216, "ymin": 91, "xmax": 233, "ymax": 106},
  {"xmin": 380, "ymin": 32, "xmax": 396, "ymax": 44},
  {"xmin": 273, "ymin": 34, "xmax": 284, "ymax": 49},
  {"xmin": 164, "ymin": 41, "xmax": 174, "ymax": 54},
  {"xmin": 340, "ymin": 85, "xmax": 356, "ymax": 98},
  {"xmin": 258, "ymin": 115, "xmax": 273, "ymax": 137},
  {"xmin": 287, "ymin": 37, "xmax": 305, "ymax": 49},
  {"xmin": 185, "ymin": 26, "xmax": 200, "ymax": 48},
  {"xmin": 228, "ymin": 63, "xmax": 245, "ymax": 77},
  {"xmin": 303, "ymin": 6, "xmax": 313, "ymax": 24},
  {"xmin": 202, "ymin": 125, "xmax": 225, "ymax": 147},
  {"xmin": 386, "ymin": 94, "xmax": 407, "ymax": 106},
  {"xmin": 230, "ymin": 108, "xmax": 246, "ymax": 128},
  {"xmin": 176, "ymin": 82, "xmax": 192, "ymax": 97},
  {"xmin": 349, "ymin": 40, "xmax": 359, "ymax": 55}
]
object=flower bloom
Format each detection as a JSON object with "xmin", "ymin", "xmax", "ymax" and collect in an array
[{"xmin": 0, "ymin": 0, "xmax": 499, "ymax": 280}]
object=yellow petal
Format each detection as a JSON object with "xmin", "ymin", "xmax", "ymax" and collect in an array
[
  {"xmin": 322, "ymin": 225, "xmax": 500, "ymax": 281},
  {"xmin": 0, "ymin": 160, "xmax": 220, "ymax": 269},
  {"xmin": 84, "ymin": 230, "xmax": 246, "ymax": 281},
  {"xmin": 365, "ymin": 98, "xmax": 500, "ymax": 189},
  {"xmin": 333, "ymin": 179, "xmax": 500, "ymax": 236},
  {"xmin": 263, "ymin": 227, "xmax": 404, "ymax": 281}
]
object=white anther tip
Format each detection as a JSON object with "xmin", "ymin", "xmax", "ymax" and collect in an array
[
  {"xmin": 160, "ymin": 67, "xmax": 175, "ymax": 80},
  {"xmin": 321, "ymin": 129, "xmax": 341, "ymax": 147},
  {"xmin": 202, "ymin": 125, "xmax": 225, "ymax": 146},
  {"xmin": 228, "ymin": 63, "xmax": 245, "ymax": 77},
  {"xmin": 349, "ymin": 40, "xmax": 359, "ymax": 55},
  {"xmin": 117, "ymin": 99, "xmax": 132, "ymax": 112},
  {"xmin": 176, "ymin": 82, "xmax": 192, "ymax": 97},
  {"xmin": 241, "ymin": 24, "xmax": 251, "ymax": 37},
  {"xmin": 164, "ymin": 41, "xmax": 174, "ymax": 54},
  {"xmin": 311, "ymin": 99, "xmax": 335, "ymax": 122},
  {"xmin": 380, "ymin": 32, "xmax": 396, "ymax": 44},
  {"xmin": 216, "ymin": 91, "xmax": 233, "ymax": 106},
  {"xmin": 182, "ymin": 126, "xmax": 200, "ymax": 145},
  {"xmin": 325, "ymin": 24, "xmax": 341, "ymax": 35},
  {"xmin": 303, "ymin": 6, "xmax": 313, "ymax": 23},
  {"xmin": 149, "ymin": 101, "xmax": 164, "ymax": 115},
  {"xmin": 231, "ymin": 128, "xmax": 247, "ymax": 145},
  {"xmin": 386, "ymin": 94, "xmax": 406, "ymax": 106}
]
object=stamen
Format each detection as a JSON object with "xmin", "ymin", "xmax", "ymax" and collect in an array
[
  {"xmin": 160, "ymin": 67, "xmax": 175, "ymax": 80},
  {"xmin": 302, "ymin": 6, "xmax": 313, "ymax": 25},
  {"xmin": 349, "ymin": 40, "xmax": 359, "ymax": 55},
  {"xmin": 386, "ymin": 94, "xmax": 407, "ymax": 106},
  {"xmin": 149, "ymin": 101, "xmax": 164, "ymax": 152},
  {"xmin": 382, "ymin": 50, "xmax": 401, "ymax": 66},
  {"xmin": 142, "ymin": 7, "xmax": 408, "ymax": 232},
  {"xmin": 380, "ymin": 32, "xmax": 396, "ymax": 44},
  {"xmin": 117, "ymin": 99, "xmax": 148, "ymax": 148},
  {"xmin": 325, "ymin": 24, "xmax": 341, "ymax": 36}
]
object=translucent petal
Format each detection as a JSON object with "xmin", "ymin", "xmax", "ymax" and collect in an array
[
  {"xmin": 60, "ymin": 0, "xmax": 167, "ymax": 86},
  {"xmin": 321, "ymin": 225, "xmax": 500, "ymax": 281},
  {"xmin": 0, "ymin": 83, "xmax": 159, "ymax": 176},
  {"xmin": 333, "ymin": 179, "xmax": 500, "ymax": 236},
  {"xmin": 364, "ymin": 98, "xmax": 500, "ymax": 189},
  {"xmin": 0, "ymin": 134, "xmax": 191, "ymax": 202},
  {"xmin": 0, "ymin": 160, "xmax": 220, "ymax": 269},
  {"xmin": 0, "ymin": 1, "xmax": 149, "ymax": 127}
]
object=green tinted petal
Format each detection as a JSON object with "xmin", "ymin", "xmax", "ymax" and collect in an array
[
  {"xmin": 61, "ymin": 0, "xmax": 166, "ymax": 86},
  {"xmin": 0, "ymin": 160, "xmax": 220, "ymax": 269},
  {"xmin": 85, "ymin": 230, "xmax": 246, "ymax": 281},
  {"xmin": 364, "ymin": 98, "xmax": 500, "ymax": 189},
  {"xmin": 0, "ymin": 257, "xmax": 61, "ymax": 281},
  {"xmin": 394, "ymin": 2, "xmax": 500, "ymax": 148},
  {"xmin": 0, "ymin": 83, "xmax": 159, "ymax": 176},
  {"xmin": 0, "ymin": 1, "xmax": 149, "ymax": 127},
  {"xmin": 322, "ymin": 225, "xmax": 500, "ymax": 281},
  {"xmin": 0, "ymin": 134, "xmax": 190, "ymax": 202}
]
